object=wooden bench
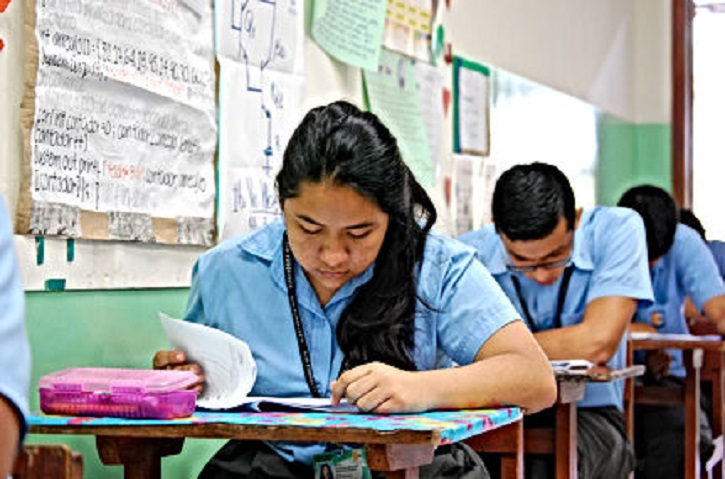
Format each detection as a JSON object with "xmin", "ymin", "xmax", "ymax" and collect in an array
[{"xmin": 12, "ymin": 444, "xmax": 83, "ymax": 479}]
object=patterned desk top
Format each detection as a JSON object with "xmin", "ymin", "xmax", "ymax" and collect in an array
[{"xmin": 29, "ymin": 407, "xmax": 522, "ymax": 445}]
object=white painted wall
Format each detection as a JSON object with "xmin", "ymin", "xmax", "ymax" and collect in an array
[{"xmin": 445, "ymin": 0, "xmax": 670, "ymax": 123}]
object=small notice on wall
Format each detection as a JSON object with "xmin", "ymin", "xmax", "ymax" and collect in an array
[
  {"xmin": 17, "ymin": 0, "xmax": 218, "ymax": 245},
  {"xmin": 453, "ymin": 56, "xmax": 490, "ymax": 157}
]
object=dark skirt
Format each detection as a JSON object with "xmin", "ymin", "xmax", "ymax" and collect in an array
[{"xmin": 199, "ymin": 440, "xmax": 490, "ymax": 479}]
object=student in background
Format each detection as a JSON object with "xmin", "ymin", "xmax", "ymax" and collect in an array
[
  {"xmin": 0, "ymin": 197, "xmax": 30, "ymax": 477},
  {"xmin": 678, "ymin": 207, "xmax": 725, "ymax": 332},
  {"xmin": 154, "ymin": 101, "xmax": 556, "ymax": 478},
  {"xmin": 618, "ymin": 185, "xmax": 725, "ymax": 479},
  {"xmin": 679, "ymin": 208, "xmax": 725, "ymax": 280},
  {"xmin": 459, "ymin": 162, "xmax": 653, "ymax": 479}
]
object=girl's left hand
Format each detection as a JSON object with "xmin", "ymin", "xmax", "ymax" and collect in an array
[{"xmin": 330, "ymin": 362, "xmax": 432, "ymax": 413}]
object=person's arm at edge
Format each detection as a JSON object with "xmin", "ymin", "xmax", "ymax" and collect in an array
[
  {"xmin": 0, "ymin": 198, "xmax": 27, "ymax": 476},
  {"xmin": 0, "ymin": 395, "xmax": 21, "ymax": 477},
  {"xmin": 533, "ymin": 296, "xmax": 637, "ymax": 364}
]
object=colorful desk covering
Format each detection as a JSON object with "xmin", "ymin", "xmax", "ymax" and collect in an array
[{"xmin": 29, "ymin": 407, "xmax": 522, "ymax": 445}]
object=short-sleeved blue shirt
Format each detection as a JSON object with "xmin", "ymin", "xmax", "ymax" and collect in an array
[
  {"xmin": 0, "ymin": 197, "xmax": 30, "ymax": 439},
  {"xmin": 634, "ymin": 225, "xmax": 725, "ymax": 377},
  {"xmin": 708, "ymin": 240, "xmax": 725, "ymax": 281},
  {"xmin": 459, "ymin": 207, "xmax": 653, "ymax": 409},
  {"xmin": 186, "ymin": 219, "xmax": 521, "ymax": 465}
]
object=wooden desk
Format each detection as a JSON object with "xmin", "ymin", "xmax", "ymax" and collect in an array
[
  {"xmin": 29, "ymin": 408, "xmax": 523, "ymax": 479},
  {"xmin": 546, "ymin": 365, "xmax": 644, "ymax": 479},
  {"xmin": 701, "ymin": 346, "xmax": 725, "ymax": 479},
  {"xmin": 631, "ymin": 334, "xmax": 724, "ymax": 479},
  {"xmin": 473, "ymin": 365, "xmax": 644, "ymax": 479}
]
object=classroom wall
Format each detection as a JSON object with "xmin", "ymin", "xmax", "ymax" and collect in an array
[
  {"xmin": 2, "ymin": 0, "xmax": 675, "ymax": 477},
  {"xmin": 446, "ymin": 0, "xmax": 673, "ymax": 202}
]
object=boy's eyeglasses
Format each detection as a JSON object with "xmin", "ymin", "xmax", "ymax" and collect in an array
[{"xmin": 505, "ymin": 255, "xmax": 572, "ymax": 274}]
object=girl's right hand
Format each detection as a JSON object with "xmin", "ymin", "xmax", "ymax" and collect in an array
[{"xmin": 152, "ymin": 350, "xmax": 206, "ymax": 393}]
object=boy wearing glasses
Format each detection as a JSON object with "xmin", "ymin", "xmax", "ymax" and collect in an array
[
  {"xmin": 618, "ymin": 185, "xmax": 725, "ymax": 479},
  {"xmin": 459, "ymin": 162, "xmax": 653, "ymax": 479}
]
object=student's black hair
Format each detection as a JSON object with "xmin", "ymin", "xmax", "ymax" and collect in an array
[
  {"xmin": 275, "ymin": 100, "xmax": 437, "ymax": 371},
  {"xmin": 491, "ymin": 162, "xmax": 576, "ymax": 240},
  {"xmin": 679, "ymin": 208, "xmax": 707, "ymax": 241},
  {"xmin": 617, "ymin": 185, "xmax": 678, "ymax": 261}
]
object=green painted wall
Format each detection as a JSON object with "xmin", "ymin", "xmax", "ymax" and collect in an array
[
  {"xmin": 596, "ymin": 113, "xmax": 672, "ymax": 206},
  {"xmin": 24, "ymin": 289, "xmax": 224, "ymax": 478}
]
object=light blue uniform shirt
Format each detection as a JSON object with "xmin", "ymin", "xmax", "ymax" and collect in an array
[
  {"xmin": 186, "ymin": 219, "xmax": 521, "ymax": 465},
  {"xmin": 459, "ymin": 207, "xmax": 653, "ymax": 409},
  {"xmin": 708, "ymin": 240, "xmax": 725, "ymax": 281},
  {"xmin": 634, "ymin": 225, "xmax": 725, "ymax": 378},
  {"xmin": 0, "ymin": 197, "xmax": 30, "ymax": 438}
]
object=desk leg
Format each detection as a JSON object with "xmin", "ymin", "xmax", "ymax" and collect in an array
[
  {"xmin": 96, "ymin": 436, "xmax": 184, "ymax": 479},
  {"xmin": 712, "ymin": 352, "xmax": 725, "ymax": 479},
  {"xmin": 684, "ymin": 350, "xmax": 703, "ymax": 479},
  {"xmin": 555, "ymin": 402, "xmax": 577, "ymax": 479},
  {"xmin": 465, "ymin": 421, "xmax": 524, "ymax": 479},
  {"xmin": 366, "ymin": 444, "xmax": 435, "ymax": 479}
]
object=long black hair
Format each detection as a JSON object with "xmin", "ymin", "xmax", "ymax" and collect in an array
[{"xmin": 275, "ymin": 101, "xmax": 437, "ymax": 371}]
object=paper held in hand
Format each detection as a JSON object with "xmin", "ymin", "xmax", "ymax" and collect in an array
[
  {"xmin": 159, "ymin": 313, "xmax": 358, "ymax": 413},
  {"xmin": 159, "ymin": 312, "xmax": 258, "ymax": 409}
]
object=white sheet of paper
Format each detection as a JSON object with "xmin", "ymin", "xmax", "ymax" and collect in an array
[
  {"xmin": 452, "ymin": 154, "xmax": 474, "ymax": 235},
  {"xmin": 415, "ymin": 61, "xmax": 444, "ymax": 173},
  {"xmin": 550, "ymin": 359, "xmax": 594, "ymax": 372},
  {"xmin": 629, "ymin": 332, "xmax": 722, "ymax": 342},
  {"xmin": 159, "ymin": 313, "xmax": 257, "ymax": 409},
  {"xmin": 241, "ymin": 396, "xmax": 358, "ymax": 413}
]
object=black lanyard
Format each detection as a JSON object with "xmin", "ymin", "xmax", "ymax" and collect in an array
[
  {"xmin": 282, "ymin": 233, "xmax": 322, "ymax": 398},
  {"xmin": 510, "ymin": 264, "xmax": 575, "ymax": 333}
]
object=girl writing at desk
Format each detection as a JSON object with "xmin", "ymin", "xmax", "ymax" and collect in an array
[{"xmin": 154, "ymin": 101, "xmax": 556, "ymax": 478}]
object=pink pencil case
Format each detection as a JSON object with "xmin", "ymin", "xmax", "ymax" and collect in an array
[{"xmin": 39, "ymin": 367, "xmax": 198, "ymax": 419}]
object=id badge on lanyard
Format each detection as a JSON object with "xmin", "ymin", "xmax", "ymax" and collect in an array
[{"xmin": 314, "ymin": 448, "xmax": 372, "ymax": 479}]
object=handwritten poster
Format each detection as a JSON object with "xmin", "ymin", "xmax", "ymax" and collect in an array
[
  {"xmin": 383, "ymin": 0, "xmax": 434, "ymax": 62},
  {"xmin": 311, "ymin": 0, "xmax": 387, "ymax": 71},
  {"xmin": 363, "ymin": 49, "xmax": 433, "ymax": 187},
  {"xmin": 18, "ymin": 0, "xmax": 217, "ymax": 245},
  {"xmin": 453, "ymin": 56, "xmax": 490, "ymax": 156},
  {"xmin": 216, "ymin": 0, "xmax": 304, "ymax": 240}
]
